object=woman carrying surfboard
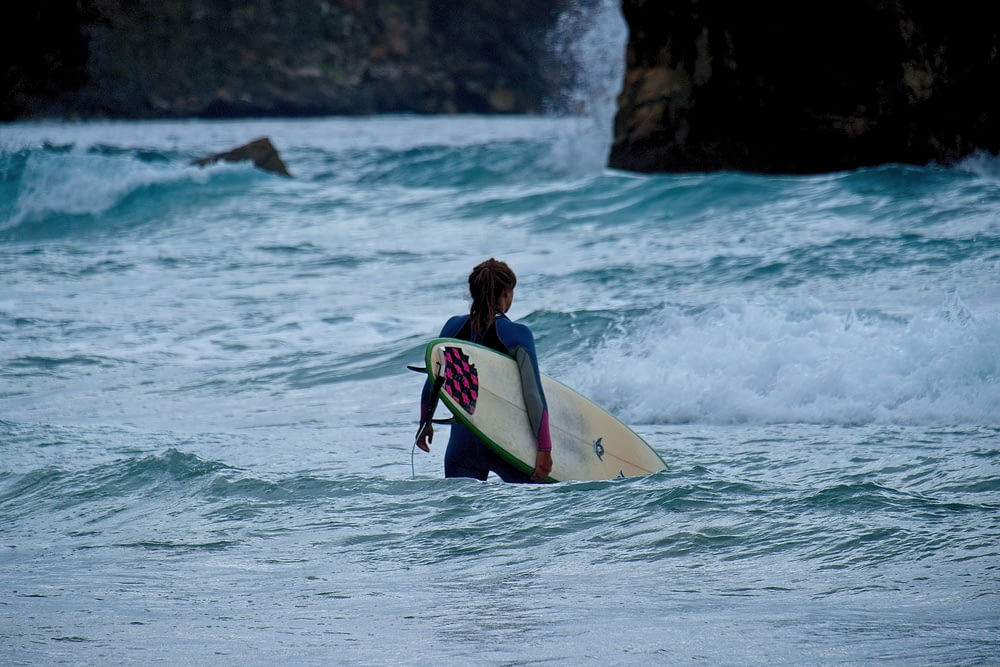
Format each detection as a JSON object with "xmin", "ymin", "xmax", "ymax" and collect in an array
[{"xmin": 416, "ymin": 259, "xmax": 553, "ymax": 483}]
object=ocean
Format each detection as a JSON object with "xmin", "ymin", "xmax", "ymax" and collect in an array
[{"xmin": 1, "ymin": 112, "xmax": 998, "ymax": 665}]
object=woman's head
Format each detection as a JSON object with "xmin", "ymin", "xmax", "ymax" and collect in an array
[{"xmin": 468, "ymin": 258, "xmax": 517, "ymax": 338}]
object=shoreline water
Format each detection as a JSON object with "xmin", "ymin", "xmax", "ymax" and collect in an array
[{"xmin": 2, "ymin": 115, "xmax": 999, "ymax": 664}]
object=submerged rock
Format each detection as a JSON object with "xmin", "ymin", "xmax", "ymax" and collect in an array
[{"xmin": 192, "ymin": 137, "xmax": 291, "ymax": 177}]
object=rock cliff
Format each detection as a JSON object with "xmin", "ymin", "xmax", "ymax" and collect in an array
[
  {"xmin": 609, "ymin": 0, "xmax": 1000, "ymax": 173},
  {"xmin": 7, "ymin": 1, "xmax": 999, "ymax": 174},
  {"xmin": 2, "ymin": 0, "xmax": 576, "ymax": 120}
]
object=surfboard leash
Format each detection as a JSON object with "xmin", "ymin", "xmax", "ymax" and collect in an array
[{"xmin": 412, "ymin": 374, "xmax": 445, "ymax": 479}]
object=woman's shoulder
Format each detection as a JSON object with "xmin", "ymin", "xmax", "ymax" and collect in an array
[
  {"xmin": 440, "ymin": 314, "xmax": 469, "ymax": 337},
  {"xmin": 495, "ymin": 317, "xmax": 535, "ymax": 345}
]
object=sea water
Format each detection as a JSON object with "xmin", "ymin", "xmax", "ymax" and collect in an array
[{"xmin": 1, "ymin": 111, "xmax": 999, "ymax": 665}]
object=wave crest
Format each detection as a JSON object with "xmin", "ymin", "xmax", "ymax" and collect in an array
[
  {"xmin": 1, "ymin": 145, "xmax": 257, "ymax": 237},
  {"xmin": 565, "ymin": 296, "xmax": 1000, "ymax": 426}
]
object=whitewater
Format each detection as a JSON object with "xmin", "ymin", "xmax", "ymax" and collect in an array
[{"xmin": 2, "ymin": 60, "xmax": 999, "ymax": 667}]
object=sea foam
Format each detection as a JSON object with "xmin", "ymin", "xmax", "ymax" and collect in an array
[{"xmin": 571, "ymin": 295, "xmax": 1000, "ymax": 426}]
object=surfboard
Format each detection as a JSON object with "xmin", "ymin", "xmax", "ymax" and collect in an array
[{"xmin": 419, "ymin": 338, "xmax": 667, "ymax": 482}]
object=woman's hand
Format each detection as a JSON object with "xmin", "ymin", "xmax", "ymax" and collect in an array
[
  {"xmin": 416, "ymin": 423, "xmax": 433, "ymax": 452},
  {"xmin": 531, "ymin": 450, "xmax": 553, "ymax": 482}
]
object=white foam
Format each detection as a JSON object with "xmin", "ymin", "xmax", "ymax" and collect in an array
[
  {"xmin": 544, "ymin": 0, "xmax": 627, "ymax": 172},
  {"xmin": 3, "ymin": 148, "xmax": 216, "ymax": 230},
  {"xmin": 568, "ymin": 296, "xmax": 1000, "ymax": 426},
  {"xmin": 953, "ymin": 151, "xmax": 1000, "ymax": 180}
]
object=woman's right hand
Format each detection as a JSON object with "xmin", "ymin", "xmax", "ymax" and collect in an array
[
  {"xmin": 531, "ymin": 450, "xmax": 552, "ymax": 482},
  {"xmin": 415, "ymin": 423, "xmax": 434, "ymax": 452}
]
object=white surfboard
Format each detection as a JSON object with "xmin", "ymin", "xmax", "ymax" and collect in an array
[{"xmin": 422, "ymin": 338, "xmax": 667, "ymax": 482}]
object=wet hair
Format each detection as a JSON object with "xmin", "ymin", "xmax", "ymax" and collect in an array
[{"xmin": 468, "ymin": 258, "xmax": 517, "ymax": 339}]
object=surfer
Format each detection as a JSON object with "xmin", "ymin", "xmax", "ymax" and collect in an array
[{"xmin": 417, "ymin": 259, "xmax": 553, "ymax": 483}]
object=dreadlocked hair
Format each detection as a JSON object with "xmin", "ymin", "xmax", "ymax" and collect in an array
[{"xmin": 468, "ymin": 258, "xmax": 517, "ymax": 339}]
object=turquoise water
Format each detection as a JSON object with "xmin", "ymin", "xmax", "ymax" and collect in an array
[{"xmin": 1, "ymin": 116, "xmax": 998, "ymax": 665}]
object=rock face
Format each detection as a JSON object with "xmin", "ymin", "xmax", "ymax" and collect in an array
[
  {"xmin": 2, "ymin": 0, "xmax": 574, "ymax": 121},
  {"xmin": 609, "ymin": 1, "xmax": 1000, "ymax": 173}
]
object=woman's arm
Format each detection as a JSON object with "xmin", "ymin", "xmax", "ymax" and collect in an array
[
  {"xmin": 507, "ymin": 326, "xmax": 553, "ymax": 481},
  {"xmin": 416, "ymin": 316, "xmax": 467, "ymax": 452}
]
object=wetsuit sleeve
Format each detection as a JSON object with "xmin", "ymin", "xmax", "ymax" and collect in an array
[{"xmin": 504, "ymin": 326, "xmax": 552, "ymax": 453}]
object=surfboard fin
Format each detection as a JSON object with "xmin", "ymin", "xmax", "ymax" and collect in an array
[{"xmin": 407, "ymin": 365, "xmax": 426, "ymax": 373}]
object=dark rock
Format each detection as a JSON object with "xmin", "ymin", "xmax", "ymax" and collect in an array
[
  {"xmin": 2, "ymin": 0, "xmax": 575, "ymax": 121},
  {"xmin": 609, "ymin": 0, "xmax": 1000, "ymax": 173},
  {"xmin": 192, "ymin": 137, "xmax": 291, "ymax": 177}
]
